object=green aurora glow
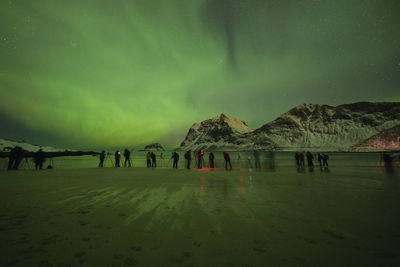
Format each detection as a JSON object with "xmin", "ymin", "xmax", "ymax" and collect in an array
[{"xmin": 0, "ymin": 0, "xmax": 399, "ymax": 149}]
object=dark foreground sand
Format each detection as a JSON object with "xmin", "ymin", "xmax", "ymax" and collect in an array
[{"xmin": 0, "ymin": 166, "xmax": 399, "ymax": 266}]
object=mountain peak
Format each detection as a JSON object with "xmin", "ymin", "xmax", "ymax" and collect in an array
[
  {"xmin": 213, "ymin": 113, "xmax": 253, "ymax": 134},
  {"xmin": 179, "ymin": 113, "xmax": 254, "ymax": 150}
]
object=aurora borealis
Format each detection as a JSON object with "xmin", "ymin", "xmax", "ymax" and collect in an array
[{"xmin": 1, "ymin": 0, "xmax": 399, "ymax": 149}]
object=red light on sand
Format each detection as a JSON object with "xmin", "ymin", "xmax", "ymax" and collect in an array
[{"xmin": 193, "ymin": 168, "xmax": 216, "ymax": 172}]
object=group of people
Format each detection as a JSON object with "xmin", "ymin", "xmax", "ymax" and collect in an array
[
  {"xmin": 183, "ymin": 150, "xmax": 232, "ymax": 170},
  {"xmin": 7, "ymin": 146, "xmax": 24, "ymax": 170},
  {"xmin": 7, "ymin": 147, "xmax": 47, "ymax": 170},
  {"xmin": 98, "ymin": 149, "xmax": 132, "ymax": 168},
  {"xmin": 295, "ymin": 152, "xmax": 329, "ymax": 167},
  {"xmin": 97, "ymin": 150, "xmax": 329, "ymax": 170},
  {"xmin": 146, "ymin": 151, "xmax": 157, "ymax": 168}
]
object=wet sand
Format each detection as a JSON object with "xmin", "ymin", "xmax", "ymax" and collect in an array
[{"xmin": 0, "ymin": 166, "xmax": 399, "ymax": 266}]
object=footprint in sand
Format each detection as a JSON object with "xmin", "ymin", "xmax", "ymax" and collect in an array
[
  {"xmin": 193, "ymin": 241, "xmax": 202, "ymax": 247},
  {"xmin": 253, "ymin": 247, "xmax": 267, "ymax": 253},
  {"xmin": 41, "ymin": 235, "xmax": 59, "ymax": 245},
  {"xmin": 124, "ymin": 257, "xmax": 137, "ymax": 266},
  {"xmin": 74, "ymin": 251, "xmax": 87, "ymax": 264},
  {"xmin": 78, "ymin": 210, "xmax": 89, "ymax": 215},
  {"xmin": 131, "ymin": 246, "xmax": 142, "ymax": 251},
  {"xmin": 114, "ymin": 253, "xmax": 125, "ymax": 260},
  {"xmin": 170, "ymin": 252, "xmax": 192, "ymax": 264}
]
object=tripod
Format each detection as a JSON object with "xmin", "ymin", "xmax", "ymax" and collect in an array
[
  {"xmin": 20, "ymin": 157, "xmax": 31, "ymax": 170},
  {"xmin": 106, "ymin": 153, "xmax": 114, "ymax": 167},
  {"xmin": 48, "ymin": 158, "xmax": 55, "ymax": 168}
]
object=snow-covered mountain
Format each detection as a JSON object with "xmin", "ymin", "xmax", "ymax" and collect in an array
[
  {"xmin": 180, "ymin": 102, "xmax": 400, "ymax": 151},
  {"xmin": 253, "ymin": 102, "xmax": 400, "ymax": 151},
  {"xmin": 179, "ymin": 113, "xmax": 266, "ymax": 151},
  {"xmin": 0, "ymin": 138, "xmax": 63, "ymax": 152},
  {"xmin": 350, "ymin": 124, "xmax": 400, "ymax": 152}
]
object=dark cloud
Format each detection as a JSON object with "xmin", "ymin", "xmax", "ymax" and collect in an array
[{"xmin": 0, "ymin": 111, "xmax": 69, "ymax": 148}]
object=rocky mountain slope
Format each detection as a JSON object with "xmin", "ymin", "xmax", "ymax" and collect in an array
[
  {"xmin": 180, "ymin": 102, "xmax": 400, "ymax": 151},
  {"xmin": 253, "ymin": 102, "xmax": 400, "ymax": 150},
  {"xmin": 179, "ymin": 113, "xmax": 266, "ymax": 151},
  {"xmin": 350, "ymin": 124, "xmax": 400, "ymax": 152}
]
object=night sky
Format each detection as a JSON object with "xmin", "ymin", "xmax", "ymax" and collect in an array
[{"xmin": 1, "ymin": 0, "xmax": 399, "ymax": 149}]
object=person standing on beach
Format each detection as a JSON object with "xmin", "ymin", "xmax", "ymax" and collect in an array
[
  {"xmin": 322, "ymin": 153, "xmax": 329, "ymax": 167},
  {"xmin": 124, "ymin": 149, "xmax": 131, "ymax": 167},
  {"xmin": 115, "ymin": 150, "xmax": 121, "ymax": 167},
  {"xmin": 146, "ymin": 152, "xmax": 151, "ymax": 167},
  {"xmin": 306, "ymin": 151, "xmax": 314, "ymax": 167},
  {"xmin": 35, "ymin": 148, "xmax": 45, "ymax": 170},
  {"xmin": 99, "ymin": 151, "xmax": 105, "ymax": 168},
  {"xmin": 185, "ymin": 150, "xmax": 192, "ymax": 169},
  {"xmin": 224, "ymin": 152, "xmax": 232, "ymax": 170},
  {"xmin": 7, "ymin": 147, "xmax": 17, "ymax": 170},
  {"xmin": 197, "ymin": 149, "xmax": 204, "ymax": 169},
  {"xmin": 299, "ymin": 152, "xmax": 305, "ymax": 166},
  {"xmin": 317, "ymin": 153, "xmax": 322, "ymax": 166},
  {"xmin": 209, "ymin": 152, "xmax": 215, "ymax": 168},
  {"xmin": 151, "ymin": 152, "xmax": 156, "ymax": 168},
  {"xmin": 172, "ymin": 152, "xmax": 179, "ymax": 169}
]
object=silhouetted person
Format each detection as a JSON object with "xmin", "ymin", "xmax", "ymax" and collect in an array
[
  {"xmin": 115, "ymin": 150, "xmax": 121, "ymax": 167},
  {"xmin": 193, "ymin": 150, "xmax": 198, "ymax": 167},
  {"xmin": 99, "ymin": 151, "xmax": 105, "ymax": 167},
  {"xmin": 146, "ymin": 152, "xmax": 151, "ymax": 168},
  {"xmin": 124, "ymin": 149, "xmax": 131, "ymax": 167},
  {"xmin": 172, "ymin": 152, "xmax": 179, "ymax": 168},
  {"xmin": 306, "ymin": 151, "xmax": 314, "ymax": 167},
  {"xmin": 383, "ymin": 153, "xmax": 393, "ymax": 167},
  {"xmin": 322, "ymin": 153, "xmax": 329, "ymax": 166},
  {"xmin": 209, "ymin": 152, "xmax": 215, "ymax": 168},
  {"xmin": 185, "ymin": 150, "xmax": 192, "ymax": 169},
  {"xmin": 294, "ymin": 153, "xmax": 300, "ymax": 166},
  {"xmin": 299, "ymin": 153, "xmax": 305, "ymax": 166},
  {"xmin": 254, "ymin": 150, "xmax": 260, "ymax": 168},
  {"xmin": 317, "ymin": 153, "xmax": 322, "ymax": 166},
  {"xmin": 151, "ymin": 152, "xmax": 156, "ymax": 168},
  {"xmin": 35, "ymin": 149, "xmax": 45, "ymax": 170},
  {"xmin": 197, "ymin": 149, "xmax": 204, "ymax": 168},
  {"xmin": 7, "ymin": 147, "xmax": 17, "ymax": 170},
  {"xmin": 224, "ymin": 152, "xmax": 232, "ymax": 170}
]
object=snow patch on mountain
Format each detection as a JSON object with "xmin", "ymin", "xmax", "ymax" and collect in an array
[
  {"xmin": 253, "ymin": 102, "xmax": 400, "ymax": 151},
  {"xmin": 180, "ymin": 102, "xmax": 400, "ymax": 151}
]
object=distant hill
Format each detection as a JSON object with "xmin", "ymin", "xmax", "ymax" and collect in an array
[
  {"xmin": 0, "ymin": 138, "xmax": 64, "ymax": 152},
  {"xmin": 180, "ymin": 102, "xmax": 400, "ymax": 151},
  {"xmin": 144, "ymin": 143, "xmax": 164, "ymax": 151}
]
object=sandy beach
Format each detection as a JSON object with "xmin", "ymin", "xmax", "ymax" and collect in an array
[{"xmin": 0, "ymin": 166, "xmax": 399, "ymax": 266}]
